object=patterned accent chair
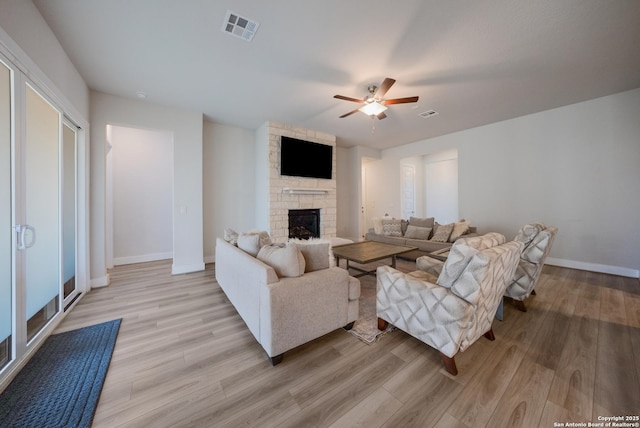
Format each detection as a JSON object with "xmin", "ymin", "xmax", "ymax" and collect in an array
[
  {"xmin": 504, "ymin": 223, "xmax": 558, "ymax": 313},
  {"xmin": 377, "ymin": 233, "xmax": 523, "ymax": 375}
]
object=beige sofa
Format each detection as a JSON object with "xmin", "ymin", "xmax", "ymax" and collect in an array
[
  {"xmin": 215, "ymin": 238, "xmax": 360, "ymax": 365},
  {"xmin": 365, "ymin": 216, "xmax": 477, "ymax": 255}
]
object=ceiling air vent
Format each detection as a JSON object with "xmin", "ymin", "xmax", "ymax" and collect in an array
[
  {"xmin": 419, "ymin": 110, "xmax": 439, "ymax": 118},
  {"xmin": 222, "ymin": 10, "xmax": 259, "ymax": 42}
]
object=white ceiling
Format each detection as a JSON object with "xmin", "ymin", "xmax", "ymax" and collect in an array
[{"xmin": 33, "ymin": 0, "xmax": 640, "ymax": 150}]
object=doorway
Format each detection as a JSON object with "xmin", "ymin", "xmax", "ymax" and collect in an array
[{"xmin": 106, "ymin": 125, "xmax": 174, "ymax": 267}]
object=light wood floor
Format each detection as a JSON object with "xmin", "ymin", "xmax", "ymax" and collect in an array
[{"xmin": 55, "ymin": 260, "xmax": 640, "ymax": 428}]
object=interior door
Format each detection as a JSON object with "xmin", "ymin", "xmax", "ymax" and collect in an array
[{"xmin": 401, "ymin": 164, "xmax": 416, "ymax": 219}]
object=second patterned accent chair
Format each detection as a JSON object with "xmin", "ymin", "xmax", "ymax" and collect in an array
[
  {"xmin": 504, "ymin": 223, "xmax": 558, "ymax": 313},
  {"xmin": 376, "ymin": 233, "xmax": 523, "ymax": 375}
]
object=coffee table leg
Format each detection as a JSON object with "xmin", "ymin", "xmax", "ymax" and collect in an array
[{"xmin": 391, "ymin": 255, "xmax": 397, "ymax": 269}]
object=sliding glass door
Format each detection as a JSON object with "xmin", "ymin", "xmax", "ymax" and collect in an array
[
  {"xmin": 62, "ymin": 122, "xmax": 77, "ymax": 304},
  {"xmin": 23, "ymin": 84, "xmax": 61, "ymax": 342},
  {"xmin": 0, "ymin": 58, "xmax": 12, "ymax": 371},
  {"xmin": 0, "ymin": 45, "xmax": 84, "ymax": 385}
]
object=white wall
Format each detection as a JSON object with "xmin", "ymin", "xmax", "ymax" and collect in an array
[
  {"xmin": 0, "ymin": 0, "xmax": 88, "ymax": 120},
  {"xmin": 338, "ymin": 145, "xmax": 381, "ymax": 241},
  {"xmin": 360, "ymin": 89, "xmax": 640, "ymax": 277},
  {"xmin": 203, "ymin": 121, "xmax": 256, "ymax": 262},
  {"xmin": 424, "ymin": 149, "xmax": 458, "ymax": 223},
  {"xmin": 91, "ymin": 91, "xmax": 204, "ymax": 279},
  {"xmin": 109, "ymin": 125, "xmax": 173, "ymax": 265}
]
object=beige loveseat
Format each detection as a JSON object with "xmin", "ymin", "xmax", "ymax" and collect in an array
[{"xmin": 215, "ymin": 237, "xmax": 360, "ymax": 365}]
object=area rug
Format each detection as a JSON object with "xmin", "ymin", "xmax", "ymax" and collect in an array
[
  {"xmin": 347, "ymin": 269, "xmax": 397, "ymax": 344},
  {"xmin": 346, "ymin": 258, "xmax": 417, "ymax": 344},
  {"xmin": 0, "ymin": 318, "xmax": 121, "ymax": 428}
]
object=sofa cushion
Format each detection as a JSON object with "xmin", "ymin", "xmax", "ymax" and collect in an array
[
  {"xmin": 381, "ymin": 219, "xmax": 403, "ymax": 236},
  {"xmin": 237, "ymin": 230, "xmax": 272, "ymax": 256},
  {"xmin": 449, "ymin": 220, "xmax": 470, "ymax": 242},
  {"xmin": 294, "ymin": 241, "xmax": 330, "ymax": 272},
  {"xmin": 404, "ymin": 224, "xmax": 432, "ymax": 240},
  {"xmin": 257, "ymin": 243, "xmax": 306, "ymax": 278},
  {"xmin": 430, "ymin": 223, "xmax": 454, "ymax": 242}
]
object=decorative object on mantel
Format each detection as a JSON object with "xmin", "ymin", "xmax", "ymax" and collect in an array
[{"xmin": 282, "ymin": 187, "xmax": 330, "ymax": 195}]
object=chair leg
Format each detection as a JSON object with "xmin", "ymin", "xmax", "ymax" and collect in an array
[
  {"xmin": 513, "ymin": 299, "xmax": 527, "ymax": 312},
  {"xmin": 377, "ymin": 317, "xmax": 389, "ymax": 331},
  {"xmin": 439, "ymin": 352, "xmax": 458, "ymax": 376},
  {"xmin": 531, "ymin": 289, "xmax": 537, "ymax": 295},
  {"xmin": 484, "ymin": 329, "xmax": 496, "ymax": 341}
]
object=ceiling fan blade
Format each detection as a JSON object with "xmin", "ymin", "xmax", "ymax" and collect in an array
[
  {"xmin": 339, "ymin": 108, "xmax": 361, "ymax": 118},
  {"xmin": 377, "ymin": 112, "xmax": 387, "ymax": 120},
  {"xmin": 374, "ymin": 78, "xmax": 396, "ymax": 98},
  {"xmin": 334, "ymin": 94, "xmax": 364, "ymax": 103},
  {"xmin": 383, "ymin": 96, "xmax": 419, "ymax": 105}
]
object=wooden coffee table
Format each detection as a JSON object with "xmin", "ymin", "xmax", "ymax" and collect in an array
[{"xmin": 332, "ymin": 241, "xmax": 418, "ymax": 277}]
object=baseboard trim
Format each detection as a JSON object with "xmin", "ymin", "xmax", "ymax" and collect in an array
[
  {"xmin": 172, "ymin": 262, "xmax": 205, "ymax": 275},
  {"xmin": 546, "ymin": 257, "xmax": 639, "ymax": 279},
  {"xmin": 113, "ymin": 252, "xmax": 173, "ymax": 266},
  {"xmin": 90, "ymin": 273, "xmax": 111, "ymax": 288},
  {"xmin": 203, "ymin": 255, "xmax": 215, "ymax": 264}
]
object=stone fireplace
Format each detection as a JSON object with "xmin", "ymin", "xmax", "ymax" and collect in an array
[
  {"xmin": 258, "ymin": 121, "xmax": 337, "ymax": 242},
  {"xmin": 288, "ymin": 209, "xmax": 321, "ymax": 239}
]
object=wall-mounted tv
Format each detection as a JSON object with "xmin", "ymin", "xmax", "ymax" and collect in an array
[{"xmin": 280, "ymin": 136, "xmax": 333, "ymax": 179}]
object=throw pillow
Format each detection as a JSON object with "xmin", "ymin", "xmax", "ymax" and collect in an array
[
  {"xmin": 372, "ymin": 217, "xmax": 383, "ymax": 234},
  {"xmin": 449, "ymin": 220, "xmax": 470, "ymax": 242},
  {"xmin": 257, "ymin": 243, "xmax": 306, "ymax": 278},
  {"xmin": 409, "ymin": 216, "xmax": 435, "ymax": 229},
  {"xmin": 404, "ymin": 225, "xmax": 432, "ymax": 240},
  {"xmin": 223, "ymin": 228, "xmax": 239, "ymax": 246},
  {"xmin": 237, "ymin": 230, "xmax": 272, "ymax": 256},
  {"xmin": 293, "ymin": 241, "xmax": 330, "ymax": 272},
  {"xmin": 514, "ymin": 222, "xmax": 545, "ymax": 246},
  {"xmin": 430, "ymin": 222, "xmax": 454, "ymax": 242},
  {"xmin": 381, "ymin": 219, "xmax": 402, "ymax": 236}
]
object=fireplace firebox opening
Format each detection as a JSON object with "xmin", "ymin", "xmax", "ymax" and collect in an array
[{"xmin": 288, "ymin": 209, "xmax": 320, "ymax": 239}]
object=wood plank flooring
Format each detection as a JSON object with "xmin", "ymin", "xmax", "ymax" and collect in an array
[{"xmin": 54, "ymin": 260, "xmax": 640, "ymax": 427}]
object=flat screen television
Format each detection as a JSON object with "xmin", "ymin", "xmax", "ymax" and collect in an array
[{"xmin": 280, "ymin": 136, "xmax": 333, "ymax": 179}]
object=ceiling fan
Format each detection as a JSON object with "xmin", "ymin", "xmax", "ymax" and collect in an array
[{"xmin": 334, "ymin": 77, "xmax": 419, "ymax": 120}]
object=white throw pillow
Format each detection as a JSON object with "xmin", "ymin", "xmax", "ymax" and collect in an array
[
  {"xmin": 257, "ymin": 243, "xmax": 306, "ymax": 278},
  {"xmin": 237, "ymin": 230, "xmax": 272, "ymax": 256},
  {"xmin": 372, "ymin": 217, "xmax": 383, "ymax": 234},
  {"xmin": 223, "ymin": 228, "xmax": 239, "ymax": 245}
]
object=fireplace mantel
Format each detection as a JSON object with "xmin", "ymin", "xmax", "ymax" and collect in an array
[{"xmin": 282, "ymin": 187, "xmax": 330, "ymax": 195}]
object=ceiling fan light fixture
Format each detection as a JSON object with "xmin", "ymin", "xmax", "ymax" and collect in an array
[{"xmin": 359, "ymin": 101, "xmax": 387, "ymax": 117}]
